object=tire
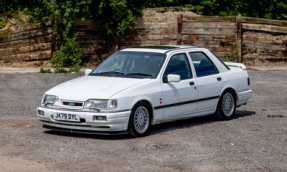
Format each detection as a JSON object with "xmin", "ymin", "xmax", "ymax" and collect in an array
[
  {"xmin": 215, "ymin": 90, "xmax": 236, "ymax": 120},
  {"xmin": 128, "ymin": 101, "xmax": 151, "ymax": 137}
]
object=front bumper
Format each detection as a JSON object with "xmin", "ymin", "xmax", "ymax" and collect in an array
[{"xmin": 37, "ymin": 106, "xmax": 131, "ymax": 133}]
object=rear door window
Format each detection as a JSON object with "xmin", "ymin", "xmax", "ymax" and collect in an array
[{"xmin": 189, "ymin": 52, "xmax": 219, "ymax": 77}]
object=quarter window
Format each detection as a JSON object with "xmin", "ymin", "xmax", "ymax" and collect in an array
[
  {"xmin": 164, "ymin": 53, "xmax": 192, "ymax": 80},
  {"xmin": 189, "ymin": 52, "xmax": 218, "ymax": 77}
]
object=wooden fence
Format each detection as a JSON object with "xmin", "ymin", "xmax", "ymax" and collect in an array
[
  {"xmin": 0, "ymin": 18, "xmax": 111, "ymax": 64},
  {"xmin": 121, "ymin": 12, "xmax": 287, "ymax": 65},
  {"xmin": 119, "ymin": 8, "xmax": 193, "ymax": 49},
  {"xmin": 178, "ymin": 15, "xmax": 287, "ymax": 64},
  {"xmin": 0, "ymin": 24, "xmax": 53, "ymax": 62},
  {"xmin": 0, "ymin": 7, "xmax": 287, "ymax": 66},
  {"xmin": 180, "ymin": 15, "xmax": 237, "ymax": 61},
  {"xmin": 241, "ymin": 16, "xmax": 287, "ymax": 64}
]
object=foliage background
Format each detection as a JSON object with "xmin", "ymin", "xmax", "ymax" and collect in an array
[
  {"xmin": 0, "ymin": 0, "xmax": 286, "ymax": 72},
  {"xmin": 1, "ymin": 0, "xmax": 286, "ymax": 30}
]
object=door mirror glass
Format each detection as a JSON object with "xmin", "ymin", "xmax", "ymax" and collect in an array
[
  {"xmin": 85, "ymin": 69, "xmax": 92, "ymax": 76},
  {"xmin": 167, "ymin": 74, "xmax": 180, "ymax": 83}
]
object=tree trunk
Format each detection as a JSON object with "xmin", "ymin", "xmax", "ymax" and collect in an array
[
  {"xmin": 2, "ymin": 0, "xmax": 6, "ymax": 12},
  {"xmin": 110, "ymin": 25, "xmax": 119, "ymax": 54}
]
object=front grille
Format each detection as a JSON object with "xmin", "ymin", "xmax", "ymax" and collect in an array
[{"xmin": 63, "ymin": 102, "xmax": 83, "ymax": 107}]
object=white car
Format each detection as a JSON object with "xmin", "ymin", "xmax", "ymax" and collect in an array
[{"xmin": 37, "ymin": 46, "xmax": 252, "ymax": 137}]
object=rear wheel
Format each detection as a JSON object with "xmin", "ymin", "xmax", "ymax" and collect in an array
[
  {"xmin": 128, "ymin": 101, "xmax": 151, "ymax": 137},
  {"xmin": 215, "ymin": 90, "xmax": 236, "ymax": 120}
]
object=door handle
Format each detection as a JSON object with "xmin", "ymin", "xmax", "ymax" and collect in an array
[
  {"xmin": 217, "ymin": 77, "xmax": 222, "ymax": 81},
  {"xmin": 189, "ymin": 82, "xmax": 195, "ymax": 86}
]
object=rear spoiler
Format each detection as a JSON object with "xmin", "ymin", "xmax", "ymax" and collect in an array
[{"xmin": 224, "ymin": 61, "xmax": 247, "ymax": 70}]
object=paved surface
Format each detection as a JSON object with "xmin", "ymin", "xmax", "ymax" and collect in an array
[
  {"xmin": 0, "ymin": 71, "xmax": 286, "ymax": 171},
  {"xmin": 248, "ymin": 66, "xmax": 287, "ymax": 71},
  {"xmin": 0, "ymin": 67, "xmax": 90, "ymax": 73},
  {"xmin": 0, "ymin": 66, "xmax": 286, "ymax": 74}
]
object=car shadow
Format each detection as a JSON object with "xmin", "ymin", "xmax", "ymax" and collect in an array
[
  {"xmin": 43, "ymin": 110, "xmax": 256, "ymax": 140},
  {"xmin": 43, "ymin": 130, "xmax": 133, "ymax": 140},
  {"xmin": 147, "ymin": 110, "xmax": 256, "ymax": 136}
]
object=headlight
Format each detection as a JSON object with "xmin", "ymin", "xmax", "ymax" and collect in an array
[
  {"xmin": 84, "ymin": 99, "xmax": 118, "ymax": 110},
  {"xmin": 42, "ymin": 94, "xmax": 59, "ymax": 106}
]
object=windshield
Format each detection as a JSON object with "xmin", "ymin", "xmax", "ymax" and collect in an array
[{"xmin": 90, "ymin": 51, "xmax": 166, "ymax": 78}]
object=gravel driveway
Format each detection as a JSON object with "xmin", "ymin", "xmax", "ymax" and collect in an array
[{"xmin": 0, "ymin": 71, "xmax": 286, "ymax": 171}]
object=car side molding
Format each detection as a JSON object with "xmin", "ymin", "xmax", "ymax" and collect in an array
[{"xmin": 154, "ymin": 96, "xmax": 220, "ymax": 110}]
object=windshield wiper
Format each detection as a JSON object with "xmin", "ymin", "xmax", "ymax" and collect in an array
[
  {"xmin": 125, "ymin": 73, "xmax": 153, "ymax": 77},
  {"xmin": 93, "ymin": 71, "xmax": 125, "ymax": 75}
]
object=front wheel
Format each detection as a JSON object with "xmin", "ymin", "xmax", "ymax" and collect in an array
[
  {"xmin": 215, "ymin": 90, "xmax": 236, "ymax": 120},
  {"xmin": 128, "ymin": 101, "xmax": 151, "ymax": 137}
]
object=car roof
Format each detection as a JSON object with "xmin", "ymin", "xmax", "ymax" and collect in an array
[{"xmin": 120, "ymin": 45, "xmax": 205, "ymax": 54}]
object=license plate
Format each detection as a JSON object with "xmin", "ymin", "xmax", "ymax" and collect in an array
[{"xmin": 53, "ymin": 112, "xmax": 80, "ymax": 122}]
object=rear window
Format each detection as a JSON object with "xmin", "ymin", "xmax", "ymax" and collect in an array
[{"xmin": 209, "ymin": 50, "xmax": 230, "ymax": 70}]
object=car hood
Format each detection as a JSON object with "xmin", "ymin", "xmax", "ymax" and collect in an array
[{"xmin": 46, "ymin": 76, "xmax": 151, "ymax": 101}]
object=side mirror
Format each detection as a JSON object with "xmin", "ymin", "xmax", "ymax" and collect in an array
[
  {"xmin": 85, "ymin": 69, "xmax": 92, "ymax": 76},
  {"xmin": 167, "ymin": 74, "xmax": 180, "ymax": 83}
]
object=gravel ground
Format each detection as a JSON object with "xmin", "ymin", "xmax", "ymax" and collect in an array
[{"xmin": 0, "ymin": 71, "xmax": 286, "ymax": 172}]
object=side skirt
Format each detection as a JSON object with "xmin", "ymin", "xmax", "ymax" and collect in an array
[{"xmin": 152, "ymin": 108, "xmax": 216, "ymax": 125}]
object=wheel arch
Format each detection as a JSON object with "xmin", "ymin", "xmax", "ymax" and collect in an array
[
  {"xmin": 135, "ymin": 99, "xmax": 154, "ymax": 122},
  {"xmin": 220, "ymin": 86, "xmax": 238, "ymax": 104},
  {"xmin": 215, "ymin": 87, "xmax": 237, "ymax": 120}
]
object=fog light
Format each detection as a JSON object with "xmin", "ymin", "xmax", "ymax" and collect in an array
[
  {"xmin": 38, "ymin": 110, "xmax": 44, "ymax": 116},
  {"xmin": 93, "ymin": 116, "xmax": 107, "ymax": 121}
]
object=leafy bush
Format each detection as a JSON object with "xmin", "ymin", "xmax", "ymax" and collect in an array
[
  {"xmin": 39, "ymin": 68, "xmax": 52, "ymax": 73},
  {"xmin": 24, "ymin": 7, "xmax": 46, "ymax": 25},
  {"xmin": 44, "ymin": 0, "xmax": 90, "ymax": 73},
  {"xmin": 145, "ymin": 0, "xmax": 287, "ymax": 20},
  {"xmin": 49, "ymin": 33, "xmax": 83, "ymax": 73},
  {"xmin": 0, "ymin": 16, "xmax": 5, "ymax": 28}
]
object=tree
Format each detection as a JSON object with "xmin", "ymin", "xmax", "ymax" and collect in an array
[
  {"xmin": 89, "ymin": 0, "xmax": 147, "ymax": 52},
  {"xmin": 147, "ymin": 0, "xmax": 287, "ymax": 20},
  {"xmin": 43, "ymin": 0, "xmax": 92, "ymax": 72}
]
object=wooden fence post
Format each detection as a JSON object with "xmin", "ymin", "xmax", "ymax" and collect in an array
[
  {"xmin": 236, "ymin": 15, "xmax": 242, "ymax": 62},
  {"xmin": 177, "ymin": 13, "xmax": 183, "ymax": 45}
]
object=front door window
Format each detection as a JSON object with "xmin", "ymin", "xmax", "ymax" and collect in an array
[{"xmin": 164, "ymin": 53, "xmax": 192, "ymax": 80}]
